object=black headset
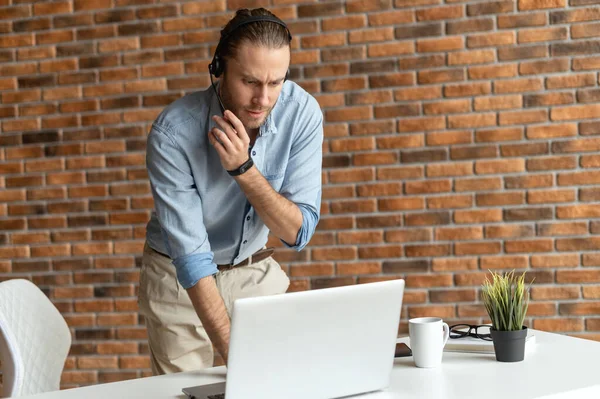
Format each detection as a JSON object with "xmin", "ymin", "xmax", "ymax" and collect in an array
[{"xmin": 208, "ymin": 15, "xmax": 292, "ymax": 80}]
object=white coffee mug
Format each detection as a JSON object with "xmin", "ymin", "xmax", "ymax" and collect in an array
[{"xmin": 409, "ymin": 317, "xmax": 450, "ymax": 368}]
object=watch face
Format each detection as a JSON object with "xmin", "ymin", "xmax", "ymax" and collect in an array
[{"xmin": 241, "ymin": 158, "xmax": 253, "ymax": 172}]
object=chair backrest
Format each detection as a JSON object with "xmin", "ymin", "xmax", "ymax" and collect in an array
[{"xmin": 0, "ymin": 279, "xmax": 71, "ymax": 397}]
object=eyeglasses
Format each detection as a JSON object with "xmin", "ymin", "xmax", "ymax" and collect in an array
[{"xmin": 449, "ymin": 324, "xmax": 493, "ymax": 341}]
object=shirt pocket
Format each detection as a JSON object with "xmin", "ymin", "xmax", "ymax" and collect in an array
[{"xmin": 263, "ymin": 168, "xmax": 285, "ymax": 192}]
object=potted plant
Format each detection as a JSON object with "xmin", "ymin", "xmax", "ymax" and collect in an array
[{"xmin": 481, "ymin": 270, "xmax": 531, "ymax": 362}]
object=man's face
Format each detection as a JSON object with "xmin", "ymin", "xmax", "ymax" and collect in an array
[{"xmin": 219, "ymin": 42, "xmax": 290, "ymax": 132}]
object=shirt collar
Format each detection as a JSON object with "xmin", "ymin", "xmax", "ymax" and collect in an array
[{"xmin": 259, "ymin": 109, "xmax": 278, "ymax": 137}]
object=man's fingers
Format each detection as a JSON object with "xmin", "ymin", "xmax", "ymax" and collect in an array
[
  {"xmin": 209, "ymin": 131, "xmax": 222, "ymax": 149},
  {"xmin": 224, "ymin": 110, "xmax": 243, "ymax": 131},
  {"xmin": 211, "ymin": 128, "xmax": 231, "ymax": 149},
  {"xmin": 212, "ymin": 115, "xmax": 238, "ymax": 140},
  {"xmin": 224, "ymin": 111, "xmax": 249, "ymax": 143}
]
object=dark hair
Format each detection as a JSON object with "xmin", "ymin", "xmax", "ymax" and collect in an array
[{"xmin": 218, "ymin": 8, "xmax": 291, "ymax": 64}]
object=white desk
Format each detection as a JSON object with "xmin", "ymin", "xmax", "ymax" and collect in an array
[{"xmin": 23, "ymin": 330, "xmax": 600, "ymax": 399}]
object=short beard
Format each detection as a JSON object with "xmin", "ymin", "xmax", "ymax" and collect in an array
[{"xmin": 219, "ymin": 77, "xmax": 271, "ymax": 131}]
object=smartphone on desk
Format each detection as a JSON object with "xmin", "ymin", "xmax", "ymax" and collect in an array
[{"xmin": 395, "ymin": 342, "xmax": 412, "ymax": 358}]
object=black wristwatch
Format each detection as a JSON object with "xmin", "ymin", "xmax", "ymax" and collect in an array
[{"xmin": 227, "ymin": 157, "xmax": 254, "ymax": 176}]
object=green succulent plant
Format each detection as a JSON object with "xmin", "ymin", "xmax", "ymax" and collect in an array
[{"xmin": 482, "ymin": 270, "xmax": 531, "ymax": 332}]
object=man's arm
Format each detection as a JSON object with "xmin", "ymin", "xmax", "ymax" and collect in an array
[
  {"xmin": 147, "ymin": 126, "xmax": 231, "ymax": 363},
  {"xmin": 210, "ymin": 105, "xmax": 323, "ymax": 248},
  {"xmin": 187, "ymin": 276, "xmax": 230, "ymax": 364},
  {"xmin": 233, "ymin": 167, "xmax": 302, "ymax": 245}
]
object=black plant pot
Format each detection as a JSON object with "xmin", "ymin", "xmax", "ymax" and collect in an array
[{"xmin": 490, "ymin": 326, "xmax": 527, "ymax": 362}]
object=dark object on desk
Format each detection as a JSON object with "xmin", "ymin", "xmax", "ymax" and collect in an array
[
  {"xmin": 395, "ymin": 342, "xmax": 412, "ymax": 358},
  {"xmin": 490, "ymin": 326, "xmax": 528, "ymax": 363},
  {"xmin": 450, "ymin": 324, "xmax": 493, "ymax": 341}
]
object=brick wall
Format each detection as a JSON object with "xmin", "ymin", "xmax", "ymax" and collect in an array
[{"xmin": 1, "ymin": 0, "xmax": 600, "ymax": 389}]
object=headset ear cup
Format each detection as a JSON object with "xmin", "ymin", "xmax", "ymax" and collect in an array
[{"xmin": 211, "ymin": 56, "xmax": 223, "ymax": 78}]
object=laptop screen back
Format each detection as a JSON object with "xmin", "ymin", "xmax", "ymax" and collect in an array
[{"xmin": 225, "ymin": 279, "xmax": 405, "ymax": 399}]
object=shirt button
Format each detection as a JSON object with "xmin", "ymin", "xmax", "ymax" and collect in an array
[
  {"xmin": 243, "ymin": 240, "xmax": 247, "ymax": 244},
  {"xmin": 252, "ymin": 151, "xmax": 256, "ymax": 156},
  {"xmin": 246, "ymin": 216, "xmax": 251, "ymax": 221}
]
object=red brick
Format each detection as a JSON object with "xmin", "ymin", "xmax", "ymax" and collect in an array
[
  {"xmin": 405, "ymin": 274, "xmax": 453, "ymax": 288},
  {"xmin": 329, "ymin": 168, "xmax": 374, "ymax": 183},
  {"xmin": 457, "ymin": 304, "xmax": 487, "ymax": 318},
  {"xmin": 519, "ymin": 26, "xmax": 567, "ymax": 44},
  {"xmin": 405, "ymin": 244, "xmax": 451, "ymax": 257},
  {"xmin": 432, "ymin": 258, "xmax": 478, "ymax": 272},
  {"xmin": 11, "ymin": 232, "xmax": 50, "ymax": 244},
  {"xmin": 435, "ymin": 226, "xmax": 481, "ymax": 241},
  {"xmin": 97, "ymin": 342, "xmax": 138, "ymax": 355},
  {"xmin": 378, "ymin": 197, "xmax": 425, "ymax": 211},
  {"xmin": 573, "ymin": 56, "xmax": 600, "ymax": 71},
  {"xmin": 505, "ymin": 239, "xmax": 554, "ymax": 253},
  {"xmin": 418, "ymin": 68, "xmax": 464, "ymax": 84},
  {"xmin": 560, "ymin": 302, "xmax": 600, "ymax": 316},
  {"xmin": 331, "ymin": 199, "xmax": 376, "ymax": 214},
  {"xmin": 28, "ymin": 187, "xmax": 66, "ymax": 200},
  {"xmin": 447, "ymin": 18, "xmax": 494, "ymax": 34},
  {"xmin": 349, "ymin": 27, "xmax": 393, "ymax": 44},
  {"xmin": 448, "ymin": 113, "xmax": 496, "ymax": 129},
  {"xmin": 358, "ymin": 245, "xmax": 403, "ymax": 259},
  {"xmin": 72, "ymin": 242, "xmax": 113, "ymax": 256},
  {"xmin": 31, "ymin": 244, "xmax": 71, "ymax": 257},
  {"xmin": 338, "ymin": 262, "xmax": 382, "ymax": 275},
  {"xmin": 449, "ymin": 49, "xmax": 495, "ymax": 65},
  {"xmin": 430, "ymin": 289, "xmax": 477, "ymax": 303},
  {"xmin": 454, "ymin": 209, "xmax": 503, "ymax": 223},
  {"xmin": 534, "ymin": 318, "xmax": 583, "ymax": 332},
  {"xmin": 312, "ymin": 247, "xmax": 357, "ymax": 261},
  {"xmin": 427, "ymin": 130, "xmax": 472, "ymax": 146},
  {"xmin": 455, "ymin": 272, "xmax": 488, "ymax": 286},
  {"xmin": 301, "ymin": 32, "xmax": 346, "ymax": 48},
  {"xmin": 475, "ymin": 159, "xmax": 525, "ymax": 174},
  {"xmin": 423, "ymin": 99, "xmax": 471, "ymax": 115},
  {"xmin": 376, "ymin": 135, "xmax": 424, "ymax": 150},
  {"xmin": 398, "ymin": 116, "xmax": 446, "ymax": 132},
  {"xmin": 467, "ymin": 32, "xmax": 515, "ymax": 48},
  {"xmin": 455, "ymin": 242, "xmax": 502, "ymax": 255},
  {"xmin": 408, "ymin": 305, "xmax": 455, "ymax": 319},
  {"xmin": 0, "ymin": 244, "xmax": 30, "ymax": 258},
  {"xmin": 114, "ymin": 241, "xmax": 144, "ymax": 254},
  {"xmin": 368, "ymin": 9, "xmax": 413, "ymax": 25},
  {"xmin": 417, "ymin": 36, "xmax": 463, "ymax": 52},
  {"xmin": 97, "ymin": 313, "xmax": 137, "ymax": 326},
  {"xmin": 62, "ymin": 371, "xmax": 97, "ymax": 384}
]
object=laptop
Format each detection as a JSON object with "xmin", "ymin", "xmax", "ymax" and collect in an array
[{"xmin": 183, "ymin": 279, "xmax": 405, "ymax": 399}]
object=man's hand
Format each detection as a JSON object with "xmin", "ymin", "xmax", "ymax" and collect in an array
[{"xmin": 209, "ymin": 110, "xmax": 251, "ymax": 172}]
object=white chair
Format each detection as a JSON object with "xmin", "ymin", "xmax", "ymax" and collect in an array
[{"xmin": 0, "ymin": 279, "xmax": 71, "ymax": 397}]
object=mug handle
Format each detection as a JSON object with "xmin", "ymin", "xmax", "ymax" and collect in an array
[{"xmin": 441, "ymin": 322, "xmax": 449, "ymax": 346}]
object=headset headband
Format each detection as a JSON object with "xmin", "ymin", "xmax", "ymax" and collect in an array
[
  {"xmin": 209, "ymin": 14, "xmax": 292, "ymax": 78},
  {"xmin": 215, "ymin": 15, "xmax": 292, "ymax": 58}
]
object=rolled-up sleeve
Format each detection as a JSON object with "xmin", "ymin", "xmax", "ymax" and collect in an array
[
  {"xmin": 146, "ymin": 124, "xmax": 217, "ymax": 289},
  {"xmin": 280, "ymin": 96, "xmax": 323, "ymax": 251}
]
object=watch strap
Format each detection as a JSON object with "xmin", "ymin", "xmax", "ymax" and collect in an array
[{"xmin": 227, "ymin": 157, "xmax": 254, "ymax": 176}]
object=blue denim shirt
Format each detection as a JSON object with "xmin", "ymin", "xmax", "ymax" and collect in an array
[{"xmin": 145, "ymin": 81, "xmax": 323, "ymax": 289}]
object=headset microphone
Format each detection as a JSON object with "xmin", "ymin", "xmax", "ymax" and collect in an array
[{"xmin": 210, "ymin": 73, "xmax": 227, "ymax": 115}]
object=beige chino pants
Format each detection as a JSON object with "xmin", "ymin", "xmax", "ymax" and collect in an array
[{"xmin": 138, "ymin": 243, "xmax": 290, "ymax": 375}]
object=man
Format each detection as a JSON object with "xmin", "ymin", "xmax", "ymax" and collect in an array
[{"xmin": 138, "ymin": 8, "xmax": 323, "ymax": 375}]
